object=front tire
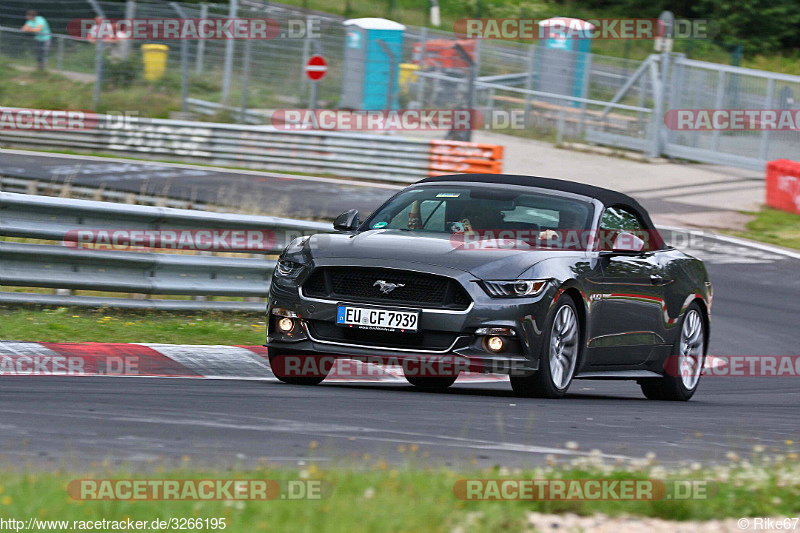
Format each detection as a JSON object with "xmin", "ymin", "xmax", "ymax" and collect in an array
[
  {"xmin": 510, "ymin": 297, "xmax": 580, "ymax": 399},
  {"xmin": 639, "ymin": 303, "xmax": 706, "ymax": 401},
  {"xmin": 268, "ymin": 348, "xmax": 330, "ymax": 385}
]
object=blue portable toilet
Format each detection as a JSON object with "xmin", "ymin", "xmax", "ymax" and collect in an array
[
  {"xmin": 536, "ymin": 17, "xmax": 594, "ymax": 108},
  {"xmin": 341, "ymin": 18, "xmax": 406, "ymax": 110}
]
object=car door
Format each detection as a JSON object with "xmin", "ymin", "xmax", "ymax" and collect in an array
[{"xmin": 590, "ymin": 206, "xmax": 668, "ymax": 366}]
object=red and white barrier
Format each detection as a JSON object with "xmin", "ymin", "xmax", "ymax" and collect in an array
[
  {"xmin": 766, "ymin": 159, "xmax": 800, "ymax": 215},
  {"xmin": 0, "ymin": 342, "xmax": 505, "ymax": 383}
]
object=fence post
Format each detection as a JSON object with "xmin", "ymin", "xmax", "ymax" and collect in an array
[
  {"xmin": 300, "ymin": 18, "xmax": 311, "ymax": 90},
  {"xmin": 376, "ymin": 39, "xmax": 397, "ymax": 111},
  {"xmin": 578, "ymin": 52, "xmax": 592, "ymax": 136},
  {"xmin": 523, "ymin": 44, "xmax": 535, "ymax": 126},
  {"xmin": 414, "ymin": 27, "xmax": 427, "ymax": 106},
  {"xmin": 221, "ymin": 0, "xmax": 238, "ymax": 104},
  {"xmin": 92, "ymin": 40, "xmax": 104, "ymax": 110},
  {"xmin": 709, "ymin": 70, "xmax": 726, "ymax": 152},
  {"xmin": 195, "ymin": 3, "xmax": 208, "ymax": 74},
  {"xmin": 453, "ymin": 42, "xmax": 476, "ymax": 141},
  {"xmin": 648, "ymin": 53, "xmax": 669, "ymax": 158},
  {"xmin": 121, "ymin": 0, "xmax": 135, "ymax": 60},
  {"xmin": 170, "ymin": 2, "xmax": 190, "ymax": 113},
  {"xmin": 56, "ymin": 35, "xmax": 64, "ymax": 70},
  {"xmin": 239, "ymin": 38, "xmax": 253, "ymax": 122},
  {"xmin": 759, "ymin": 78, "xmax": 775, "ymax": 161},
  {"xmin": 664, "ymin": 54, "xmax": 684, "ymax": 147}
]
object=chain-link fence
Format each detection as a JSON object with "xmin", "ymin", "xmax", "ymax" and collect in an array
[{"xmin": 1, "ymin": 0, "xmax": 798, "ymax": 169}]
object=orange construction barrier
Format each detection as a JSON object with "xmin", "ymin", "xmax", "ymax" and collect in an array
[
  {"xmin": 413, "ymin": 39, "xmax": 476, "ymax": 69},
  {"xmin": 766, "ymin": 159, "xmax": 800, "ymax": 215},
  {"xmin": 428, "ymin": 140, "xmax": 504, "ymax": 176}
]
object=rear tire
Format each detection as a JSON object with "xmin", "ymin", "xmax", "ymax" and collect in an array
[
  {"xmin": 268, "ymin": 348, "xmax": 330, "ymax": 385},
  {"xmin": 510, "ymin": 297, "xmax": 580, "ymax": 399},
  {"xmin": 639, "ymin": 302, "xmax": 706, "ymax": 401}
]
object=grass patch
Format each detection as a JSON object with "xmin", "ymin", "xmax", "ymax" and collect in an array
[
  {"xmin": 1, "ymin": 458, "xmax": 800, "ymax": 531},
  {"xmin": 0, "ymin": 307, "xmax": 265, "ymax": 345},
  {"xmin": 728, "ymin": 207, "xmax": 800, "ymax": 250}
]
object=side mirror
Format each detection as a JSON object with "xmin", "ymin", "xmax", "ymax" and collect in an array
[
  {"xmin": 333, "ymin": 209, "xmax": 359, "ymax": 231},
  {"xmin": 611, "ymin": 231, "xmax": 645, "ymax": 253}
]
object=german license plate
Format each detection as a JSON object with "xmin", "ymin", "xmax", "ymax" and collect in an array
[{"xmin": 336, "ymin": 305, "xmax": 419, "ymax": 333}]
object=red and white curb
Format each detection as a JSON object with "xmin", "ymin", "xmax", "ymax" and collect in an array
[{"xmin": 0, "ymin": 341, "xmax": 506, "ymax": 383}]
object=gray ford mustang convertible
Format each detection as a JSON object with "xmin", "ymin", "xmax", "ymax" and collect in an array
[{"xmin": 266, "ymin": 174, "xmax": 712, "ymax": 400}]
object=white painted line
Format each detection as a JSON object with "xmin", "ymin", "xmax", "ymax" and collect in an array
[
  {"xmin": 0, "ymin": 341, "xmax": 59, "ymax": 356},
  {"xmin": 142, "ymin": 344, "xmax": 272, "ymax": 378},
  {"xmin": 658, "ymin": 225, "xmax": 800, "ymax": 261}
]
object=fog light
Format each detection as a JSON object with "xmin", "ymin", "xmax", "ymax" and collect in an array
[
  {"xmin": 277, "ymin": 317, "xmax": 295, "ymax": 333},
  {"xmin": 486, "ymin": 336, "xmax": 505, "ymax": 353}
]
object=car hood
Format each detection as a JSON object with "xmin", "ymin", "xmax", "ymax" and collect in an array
[{"xmin": 303, "ymin": 230, "xmax": 562, "ymax": 279}]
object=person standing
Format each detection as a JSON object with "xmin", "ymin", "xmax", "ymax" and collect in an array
[{"xmin": 21, "ymin": 10, "xmax": 51, "ymax": 70}]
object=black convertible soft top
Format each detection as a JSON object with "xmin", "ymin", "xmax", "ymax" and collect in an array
[
  {"xmin": 419, "ymin": 174, "xmax": 636, "ymax": 209},
  {"xmin": 418, "ymin": 173, "xmax": 663, "ymax": 248}
]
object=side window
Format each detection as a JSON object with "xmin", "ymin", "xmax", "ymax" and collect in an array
[
  {"xmin": 599, "ymin": 205, "xmax": 651, "ymax": 250},
  {"xmin": 600, "ymin": 206, "xmax": 644, "ymax": 232}
]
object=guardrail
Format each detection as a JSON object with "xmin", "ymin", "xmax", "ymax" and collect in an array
[
  {"xmin": 0, "ymin": 109, "xmax": 504, "ymax": 183},
  {"xmin": 0, "ymin": 192, "xmax": 330, "ymax": 311},
  {"xmin": 0, "ymin": 174, "xmax": 212, "ymax": 210}
]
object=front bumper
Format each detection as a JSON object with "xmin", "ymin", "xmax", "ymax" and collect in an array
[{"xmin": 266, "ymin": 258, "xmax": 557, "ymax": 375}]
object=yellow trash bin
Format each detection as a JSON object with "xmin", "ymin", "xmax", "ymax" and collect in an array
[
  {"xmin": 141, "ymin": 44, "xmax": 169, "ymax": 81},
  {"xmin": 399, "ymin": 63, "xmax": 420, "ymax": 88}
]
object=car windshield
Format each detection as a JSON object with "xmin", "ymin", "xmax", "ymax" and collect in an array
[{"xmin": 362, "ymin": 185, "xmax": 594, "ymax": 249}]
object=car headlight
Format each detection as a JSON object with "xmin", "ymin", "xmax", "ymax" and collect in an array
[
  {"xmin": 275, "ymin": 258, "xmax": 304, "ymax": 278},
  {"xmin": 481, "ymin": 279, "xmax": 549, "ymax": 298}
]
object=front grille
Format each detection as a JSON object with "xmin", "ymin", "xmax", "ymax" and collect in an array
[
  {"xmin": 302, "ymin": 267, "xmax": 471, "ymax": 310},
  {"xmin": 307, "ymin": 320, "xmax": 459, "ymax": 351}
]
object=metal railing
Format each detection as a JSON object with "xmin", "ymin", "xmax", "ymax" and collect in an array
[
  {"xmin": 0, "ymin": 191, "xmax": 329, "ymax": 311},
  {"xmin": 0, "ymin": 110, "xmax": 504, "ymax": 183}
]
